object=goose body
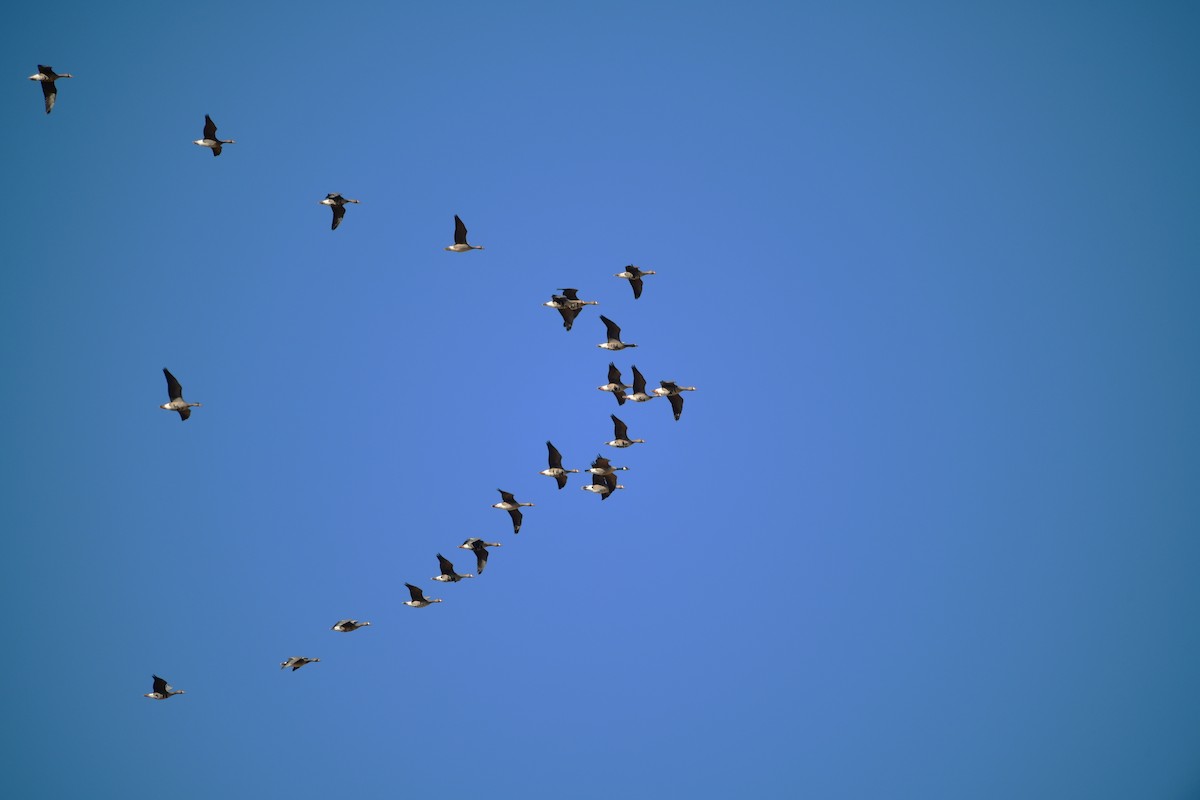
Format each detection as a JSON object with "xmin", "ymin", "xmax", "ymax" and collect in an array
[
  {"xmin": 615, "ymin": 265, "xmax": 656, "ymax": 299},
  {"xmin": 597, "ymin": 315, "xmax": 636, "ymax": 351},
  {"xmin": 625, "ymin": 365, "xmax": 657, "ymax": 403},
  {"xmin": 29, "ymin": 65, "xmax": 72, "ymax": 114},
  {"xmin": 319, "ymin": 193, "xmax": 360, "ymax": 230},
  {"xmin": 596, "ymin": 362, "xmax": 629, "ymax": 405},
  {"xmin": 606, "ymin": 414, "xmax": 645, "ymax": 448},
  {"xmin": 492, "ymin": 489, "xmax": 534, "ymax": 533},
  {"xmin": 458, "ymin": 538, "xmax": 501, "ymax": 574},
  {"xmin": 331, "ymin": 619, "xmax": 371, "ymax": 632},
  {"xmin": 160, "ymin": 368, "xmax": 202, "ymax": 421},
  {"xmin": 280, "ymin": 656, "xmax": 320, "ymax": 671},
  {"xmin": 433, "ymin": 553, "xmax": 474, "ymax": 582},
  {"xmin": 582, "ymin": 472, "xmax": 624, "ymax": 500},
  {"xmin": 143, "ymin": 674, "xmax": 185, "ymax": 700},
  {"xmin": 654, "ymin": 381, "xmax": 697, "ymax": 421},
  {"xmin": 404, "ymin": 583, "xmax": 443, "ymax": 607},
  {"xmin": 445, "ymin": 215, "xmax": 483, "ymax": 251},
  {"xmin": 539, "ymin": 441, "xmax": 580, "ymax": 489},
  {"xmin": 193, "ymin": 115, "xmax": 236, "ymax": 156},
  {"xmin": 544, "ymin": 288, "xmax": 598, "ymax": 331}
]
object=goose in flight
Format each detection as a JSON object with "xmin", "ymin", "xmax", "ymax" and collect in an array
[
  {"xmin": 539, "ymin": 441, "xmax": 579, "ymax": 489},
  {"xmin": 615, "ymin": 265, "xmax": 656, "ymax": 299},
  {"xmin": 626, "ymin": 365, "xmax": 657, "ymax": 403},
  {"xmin": 280, "ymin": 656, "xmax": 320, "ymax": 671},
  {"xmin": 653, "ymin": 380, "xmax": 697, "ymax": 421},
  {"xmin": 596, "ymin": 362, "xmax": 629, "ymax": 406},
  {"xmin": 404, "ymin": 583, "xmax": 442, "ymax": 607},
  {"xmin": 160, "ymin": 368, "xmax": 202, "ymax": 421},
  {"xmin": 143, "ymin": 675, "xmax": 185, "ymax": 700},
  {"xmin": 319, "ymin": 193, "xmax": 360, "ymax": 230},
  {"xmin": 458, "ymin": 538, "xmax": 501, "ymax": 574},
  {"xmin": 433, "ymin": 553, "xmax": 474, "ymax": 582},
  {"xmin": 587, "ymin": 454, "xmax": 629, "ymax": 478},
  {"xmin": 193, "ymin": 115, "xmax": 236, "ymax": 156},
  {"xmin": 445, "ymin": 215, "xmax": 483, "ymax": 251},
  {"xmin": 29, "ymin": 65, "xmax": 72, "ymax": 114},
  {"xmin": 581, "ymin": 472, "xmax": 624, "ymax": 500},
  {"xmin": 331, "ymin": 619, "xmax": 371, "ymax": 632},
  {"xmin": 543, "ymin": 288, "xmax": 598, "ymax": 331},
  {"xmin": 598, "ymin": 315, "xmax": 637, "ymax": 351},
  {"xmin": 492, "ymin": 489, "xmax": 533, "ymax": 533},
  {"xmin": 606, "ymin": 414, "xmax": 645, "ymax": 448}
]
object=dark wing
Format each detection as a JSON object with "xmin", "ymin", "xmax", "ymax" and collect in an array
[
  {"xmin": 331, "ymin": 204, "xmax": 346, "ymax": 230},
  {"xmin": 41, "ymin": 81, "xmax": 56, "ymax": 114},
  {"xmin": 326, "ymin": 192, "xmax": 342, "ymax": 202},
  {"xmin": 508, "ymin": 507, "xmax": 523, "ymax": 534},
  {"xmin": 203, "ymin": 114, "xmax": 217, "ymax": 140},
  {"xmin": 613, "ymin": 388, "xmax": 627, "ymax": 406},
  {"xmin": 453, "ymin": 215, "xmax": 468, "ymax": 245},
  {"xmin": 631, "ymin": 365, "xmax": 647, "ymax": 395},
  {"xmin": 405, "ymin": 583, "xmax": 426, "ymax": 602},
  {"xmin": 436, "ymin": 553, "xmax": 454, "ymax": 576},
  {"xmin": 592, "ymin": 455, "xmax": 611, "ymax": 469},
  {"xmin": 474, "ymin": 547, "xmax": 488, "ymax": 574},
  {"xmin": 558, "ymin": 305, "xmax": 580, "ymax": 331},
  {"xmin": 38, "ymin": 65, "xmax": 53, "ymax": 75},
  {"xmin": 600, "ymin": 315, "xmax": 620, "ymax": 341},
  {"xmin": 660, "ymin": 381, "xmax": 679, "ymax": 393},
  {"xmin": 561, "ymin": 288, "xmax": 580, "ymax": 301},
  {"xmin": 630, "ymin": 277, "xmax": 644, "ymax": 299},
  {"xmin": 547, "ymin": 441, "xmax": 563, "ymax": 469},
  {"xmin": 611, "ymin": 414, "xmax": 629, "ymax": 441},
  {"xmin": 152, "ymin": 675, "xmax": 168, "ymax": 694},
  {"xmin": 333, "ymin": 619, "xmax": 352, "ymax": 628},
  {"xmin": 600, "ymin": 472, "xmax": 617, "ymax": 491},
  {"xmin": 211, "ymin": 143, "xmax": 222, "ymax": 157},
  {"xmin": 163, "ymin": 368, "xmax": 183, "ymax": 401},
  {"xmin": 669, "ymin": 393, "xmax": 684, "ymax": 421},
  {"xmin": 607, "ymin": 362, "xmax": 622, "ymax": 385},
  {"xmin": 177, "ymin": 407, "xmax": 191, "ymax": 421},
  {"xmin": 498, "ymin": 489, "xmax": 516, "ymax": 504},
  {"xmin": 554, "ymin": 472, "xmax": 567, "ymax": 490}
]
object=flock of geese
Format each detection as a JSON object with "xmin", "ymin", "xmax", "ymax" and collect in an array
[{"xmin": 26, "ymin": 64, "xmax": 696, "ymax": 697}]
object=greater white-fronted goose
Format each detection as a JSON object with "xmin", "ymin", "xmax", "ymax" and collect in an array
[
  {"xmin": 597, "ymin": 315, "xmax": 636, "ymax": 351},
  {"xmin": 614, "ymin": 265, "xmax": 656, "ymax": 299},
  {"xmin": 492, "ymin": 489, "xmax": 534, "ymax": 533},
  {"xmin": 193, "ymin": 115, "xmax": 235, "ymax": 156},
  {"xmin": 596, "ymin": 362, "xmax": 629, "ymax": 406},
  {"xmin": 29, "ymin": 65, "xmax": 72, "ymax": 114},
  {"xmin": 280, "ymin": 656, "xmax": 320, "ymax": 671},
  {"xmin": 539, "ymin": 441, "xmax": 579, "ymax": 489},
  {"xmin": 143, "ymin": 674, "xmax": 185, "ymax": 700},
  {"xmin": 404, "ymin": 583, "xmax": 443, "ymax": 607},
  {"xmin": 606, "ymin": 414, "xmax": 645, "ymax": 448},
  {"xmin": 331, "ymin": 619, "xmax": 371, "ymax": 632},
  {"xmin": 433, "ymin": 553, "xmax": 474, "ymax": 582},
  {"xmin": 319, "ymin": 193, "xmax": 360, "ymax": 230},
  {"xmin": 445, "ymin": 215, "xmax": 483, "ymax": 251},
  {"xmin": 160, "ymin": 368, "xmax": 202, "ymax": 421},
  {"xmin": 458, "ymin": 538, "xmax": 501, "ymax": 574},
  {"xmin": 653, "ymin": 380, "xmax": 697, "ymax": 421}
]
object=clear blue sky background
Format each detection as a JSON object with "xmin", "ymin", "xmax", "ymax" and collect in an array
[{"xmin": 3, "ymin": 2, "xmax": 1198, "ymax": 797}]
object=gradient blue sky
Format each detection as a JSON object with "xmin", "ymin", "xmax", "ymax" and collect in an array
[{"xmin": 4, "ymin": 2, "xmax": 1199, "ymax": 798}]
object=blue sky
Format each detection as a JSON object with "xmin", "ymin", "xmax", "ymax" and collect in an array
[{"xmin": 3, "ymin": 2, "xmax": 1199, "ymax": 797}]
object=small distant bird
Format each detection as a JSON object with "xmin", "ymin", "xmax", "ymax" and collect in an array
[
  {"xmin": 331, "ymin": 619, "xmax": 371, "ymax": 632},
  {"xmin": 492, "ymin": 489, "xmax": 534, "ymax": 533},
  {"xmin": 404, "ymin": 583, "xmax": 442, "ymax": 607},
  {"xmin": 606, "ymin": 414, "xmax": 645, "ymax": 448},
  {"xmin": 587, "ymin": 454, "xmax": 629, "ymax": 478},
  {"xmin": 143, "ymin": 675, "xmax": 185, "ymax": 700},
  {"xmin": 193, "ymin": 115, "xmax": 236, "ymax": 157},
  {"xmin": 319, "ymin": 193, "xmax": 360, "ymax": 230},
  {"xmin": 29, "ymin": 65, "xmax": 72, "ymax": 114},
  {"xmin": 653, "ymin": 380, "xmax": 697, "ymax": 421},
  {"xmin": 539, "ymin": 441, "xmax": 580, "ymax": 489},
  {"xmin": 160, "ymin": 368, "xmax": 202, "ymax": 421},
  {"xmin": 597, "ymin": 362, "xmax": 630, "ymax": 406},
  {"xmin": 615, "ymin": 265, "xmax": 656, "ymax": 299},
  {"xmin": 581, "ymin": 472, "xmax": 624, "ymax": 500},
  {"xmin": 458, "ymin": 538, "xmax": 501, "ymax": 574},
  {"xmin": 625, "ymin": 365, "xmax": 657, "ymax": 403},
  {"xmin": 543, "ymin": 288, "xmax": 598, "ymax": 331},
  {"xmin": 433, "ymin": 552, "xmax": 474, "ymax": 583},
  {"xmin": 445, "ymin": 215, "xmax": 484, "ymax": 252},
  {"xmin": 598, "ymin": 315, "xmax": 637, "ymax": 351},
  {"xmin": 280, "ymin": 656, "xmax": 320, "ymax": 671}
]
